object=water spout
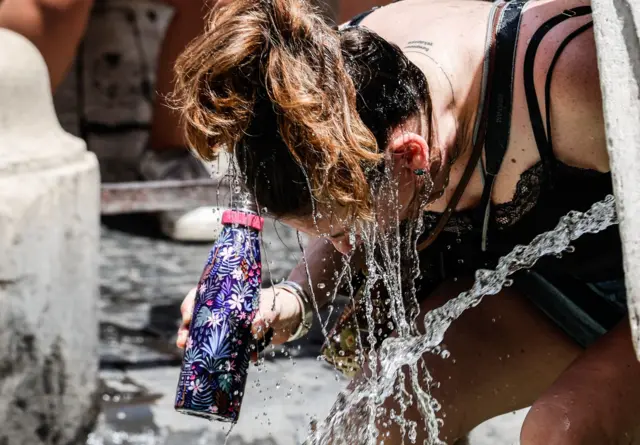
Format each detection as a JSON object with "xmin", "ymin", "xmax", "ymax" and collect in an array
[{"xmin": 309, "ymin": 195, "xmax": 618, "ymax": 445}]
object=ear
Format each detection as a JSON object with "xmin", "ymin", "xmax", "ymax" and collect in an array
[{"xmin": 388, "ymin": 132, "xmax": 430, "ymax": 172}]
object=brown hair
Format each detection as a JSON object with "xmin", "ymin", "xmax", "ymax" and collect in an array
[{"xmin": 173, "ymin": 0, "xmax": 431, "ymax": 220}]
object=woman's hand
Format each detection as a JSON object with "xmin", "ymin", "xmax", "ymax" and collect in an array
[{"xmin": 176, "ymin": 285, "xmax": 303, "ymax": 350}]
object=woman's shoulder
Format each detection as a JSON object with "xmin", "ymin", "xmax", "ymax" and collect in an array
[{"xmin": 516, "ymin": 0, "xmax": 608, "ymax": 171}]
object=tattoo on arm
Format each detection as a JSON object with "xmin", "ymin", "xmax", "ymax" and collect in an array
[{"xmin": 404, "ymin": 40, "xmax": 433, "ymax": 55}]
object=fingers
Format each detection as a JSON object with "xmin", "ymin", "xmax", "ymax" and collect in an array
[
  {"xmin": 177, "ymin": 285, "xmax": 303, "ymax": 354},
  {"xmin": 251, "ymin": 288, "xmax": 290, "ymax": 345},
  {"xmin": 176, "ymin": 287, "xmax": 197, "ymax": 349},
  {"xmin": 251, "ymin": 286, "xmax": 301, "ymax": 346},
  {"xmin": 176, "ymin": 328, "xmax": 189, "ymax": 350},
  {"xmin": 180, "ymin": 287, "xmax": 197, "ymax": 322}
]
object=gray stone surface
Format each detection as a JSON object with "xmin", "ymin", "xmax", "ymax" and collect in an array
[
  {"xmin": 591, "ymin": 0, "xmax": 640, "ymax": 358},
  {"xmin": 0, "ymin": 29, "xmax": 101, "ymax": 445},
  {"xmin": 90, "ymin": 361, "xmax": 346, "ymax": 445},
  {"xmin": 89, "ymin": 359, "xmax": 525, "ymax": 445}
]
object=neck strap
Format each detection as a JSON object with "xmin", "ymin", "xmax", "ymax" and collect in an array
[{"xmin": 416, "ymin": 1, "xmax": 507, "ymax": 252}]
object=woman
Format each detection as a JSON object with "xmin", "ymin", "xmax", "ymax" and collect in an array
[{"xmin": 174, "ymin": 0, "xmax": 640, "ymax": 443}]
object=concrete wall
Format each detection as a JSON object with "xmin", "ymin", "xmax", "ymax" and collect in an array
[
  {"xmin": 591, "ymin": 0, "xmax": 640, "ymax": 358},
  {"xmin": 0, "ymin": 29, "xmax": 101, "ymax": 445}
]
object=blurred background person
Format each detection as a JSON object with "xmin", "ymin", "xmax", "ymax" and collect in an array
[{"xmin": 0, "ymin": 0, "xmax": 231, "ymax": 241}]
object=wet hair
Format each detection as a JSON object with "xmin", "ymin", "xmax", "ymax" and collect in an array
[{"xmin": 173, "ymin": 0, "xmax": 432, "ymax": 220}]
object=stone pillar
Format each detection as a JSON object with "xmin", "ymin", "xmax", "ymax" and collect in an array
[
  {"xmin": 0, "ymin": 28, "xmax": 101, "ymax": 444},
  {"xmin": 591, "ymin": 0, "xmax": 640, "ymax": 358}
]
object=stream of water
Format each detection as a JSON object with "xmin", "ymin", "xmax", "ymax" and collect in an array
[
  {"xmin": 89, "ymin": 196, "xmax": 619, "ymax": 445},
  {"xmin": 307, "ymin": 195, "xmax": 619, "ymax": 445}
]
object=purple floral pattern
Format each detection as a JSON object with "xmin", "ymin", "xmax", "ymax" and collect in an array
[{"xmin": 175, "ymin": 219, "xmax": 262, "ymax": 423}]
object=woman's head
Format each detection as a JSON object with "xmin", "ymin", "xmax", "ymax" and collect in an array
[{"xmin": 174, "ymin": 0, "xmax": 434, "ymax": 245}]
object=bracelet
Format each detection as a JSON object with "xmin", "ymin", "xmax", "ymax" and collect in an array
[{"xmin": 275, "ymin": 281, "xmax": 314, "ymax": 342}]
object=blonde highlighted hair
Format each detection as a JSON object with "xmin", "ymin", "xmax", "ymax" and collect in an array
[{"xmin": 172, "ymin": 0, "xmax": 432, "ymax": 220}]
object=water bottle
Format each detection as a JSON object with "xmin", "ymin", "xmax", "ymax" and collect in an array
[{"xmin": 175, "ymin": 191, "xmax": 270, "ymax": 423}]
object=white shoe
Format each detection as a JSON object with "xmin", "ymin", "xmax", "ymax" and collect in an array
[
  {"xmin": 138, "ymin": 149, "xmax": 227, "ymax": 242},
  {"xmin": 159, "ymin": 206, "xmax": 225, "ymax": 242}
]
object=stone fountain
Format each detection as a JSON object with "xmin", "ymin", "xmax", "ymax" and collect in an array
[
  {"xmin": 0, "ymin": 29, "xmax": 101, "ymax": 445},
  {"xmin": 591, "ymin": 0, "xmax": 640, "ymax": 358}
]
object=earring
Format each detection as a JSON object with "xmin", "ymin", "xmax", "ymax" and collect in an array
[{"xmin": 414, "ymin": 169, "xmax": 426, "ymax": 176}]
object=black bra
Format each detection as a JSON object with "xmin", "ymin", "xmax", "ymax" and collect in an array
[{"xmin": 343, "ymin": 1, "xmax": 596, "ymax": 253}]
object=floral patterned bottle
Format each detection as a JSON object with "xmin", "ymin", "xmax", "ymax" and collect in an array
[{"xmin": 175, "ymin": 192, "xmax": 265, "ymax": 423}]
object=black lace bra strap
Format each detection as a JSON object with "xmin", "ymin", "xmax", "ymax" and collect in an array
[
  {"xmin": 544, "ymin": 21, "xmax": 594, "ymax": 161},
  {"xmin": 523, "ymin": 7, "xmax": 593, "ymax": 175}
]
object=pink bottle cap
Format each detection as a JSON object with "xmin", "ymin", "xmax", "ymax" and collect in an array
[{"xmin": 221, "ymin": 210, "xmax": 265, "ymax": 231}]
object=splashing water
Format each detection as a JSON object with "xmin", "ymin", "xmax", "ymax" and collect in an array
[{"xmin": 308, "ymin": 195, "xmax": 618, "ymax": 445}]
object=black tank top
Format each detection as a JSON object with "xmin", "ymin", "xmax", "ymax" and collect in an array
[{"xmin": 347, "ymin": 0, "xmax": 624, "ymax": 282}]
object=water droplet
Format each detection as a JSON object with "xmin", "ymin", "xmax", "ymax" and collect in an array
[{"xmin": 317, "ymin": 283, "xmax": 326, "ymax": 289}]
